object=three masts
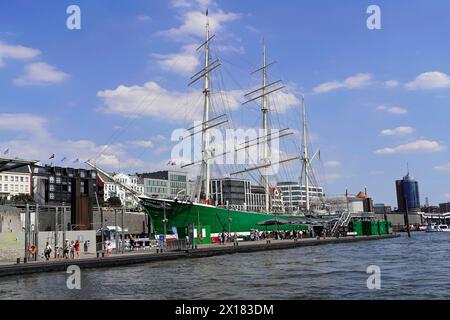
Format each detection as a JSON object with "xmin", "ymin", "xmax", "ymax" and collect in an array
[{"xmin": 191, "ymin": 10, "xmax": 318, "ymax": 215}]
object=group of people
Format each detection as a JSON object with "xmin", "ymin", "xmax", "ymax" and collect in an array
[
  {"xmin": 265, "ymin": 230, "xmax": 307, "ymax": 240},
  {"xmin": 44, "ymin": 239, "xmax": 81, "ymax": 260}
]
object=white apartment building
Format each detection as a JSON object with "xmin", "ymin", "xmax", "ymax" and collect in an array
[
  {"xmin": 101, "ymin": 173, "xmax": 144, "ymax": 208},
  {"xmin": 0, "ymin": 165, "xmax": 32, "ymax": 200}
]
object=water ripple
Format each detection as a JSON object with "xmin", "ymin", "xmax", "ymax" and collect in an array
[{"xmin": 1, "ymin": 233, "xmax": 449, "ymax": 299}]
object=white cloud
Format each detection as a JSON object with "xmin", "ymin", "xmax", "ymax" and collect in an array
[
  {"xmin": 380, "ymin": 126, "xmax": 414, "ymax": 136},
  {"xmin": 98, "ymin": 81, "xmax": 298, "ymax": 122},
  {"xmin": 0, "ymin": 113, "xmax": 145, "ymax": 170},
  {"xmin": 14, "ymin": 62, "xmax": 69, "ymax": 86},
  {"xmin": 375, "ymin": 140, "xmax": 444, "ymax": 155},
  {"xmin": 0, "ymin": 41, "xmax": 40, "ymax": 67},
  {"xmin": 158, "ymin": 10, "xmax": 240, "ymax": 40},
  {"xmin": 376, "ymin": 105, "xmax": 408, "ymax": 115},
  {"xmin": 324, "ymin": 160, "xmax": 341, "ymax": 168},
  {"xmin": 152, "ymin": 44, "xmax": 200, "ymax": 75},
  {"xmin": 405, "ymin": 71, "xmax": 450, "ymax": 90},
  {"xmin": 385, "ymin": 80, "xmax": 399, "ymax": 88},
  {"xmin": 313, "ymin": 73, "xmax": 372, "ymax": 94},
  {"xmin": 434, "ymin": 163, "xmax": 450, "ymax": 171},
  {"xmin": 98, "ymin": 81, "xmax": 232, "ymax": 122},
  {"xmin": 129, "ymin": 140, "xmax": 155, "ymax": 148},
  {"xmin": 369, "ymin": 170, "xmax": 384, "ymax": 176}
]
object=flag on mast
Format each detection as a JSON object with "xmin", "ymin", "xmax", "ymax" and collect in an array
[
  {"xmin": 61, "ymin": 157, "xmax": 67, "ymax": 162},
  {"xmin": 3, "ymin": 149, "xmax": 9, "ymax": 155},
  {"xmin": 73, "ymin": 158, "xmax": 79, "ymax": 163},
  {"xmin": 49, "ymin": 154, "xmax": 55, "ymax": 159}
]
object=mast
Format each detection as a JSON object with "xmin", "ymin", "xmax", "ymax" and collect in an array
[
  {"xmin": 261, "ymin": 42, "xmax": 270, "ymax": 213},
  {"xmin": 202, "ymin": 10, "xmax": 211, "ymax": 202},
  {"xmin": 301, "ymin": 95, "xmax": 310, "ymax": 213}
]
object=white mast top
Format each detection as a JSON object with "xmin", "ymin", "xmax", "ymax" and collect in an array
[{"xmin": 301, "ymin": 95, "xmax": 310, "ymax": 213}]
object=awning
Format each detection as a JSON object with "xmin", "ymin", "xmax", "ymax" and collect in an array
[{"xmin": 0, "ymin": 157, "xmax": 38, "ymax": 173}]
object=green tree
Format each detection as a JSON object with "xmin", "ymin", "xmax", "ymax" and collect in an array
[
  {"xmin": 10, "ymin": 194, "xmax": 35, "ymax": 204},
  {"xmin": 107, "ymin": 196, "xmax": 122, "ymax": 207}
]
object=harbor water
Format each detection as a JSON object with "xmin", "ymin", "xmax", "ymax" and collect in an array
[{"xmin": 1, "ymin": 232, "xmax": 449, "ymax": 300}]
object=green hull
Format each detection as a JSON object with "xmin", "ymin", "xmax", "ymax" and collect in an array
[{"xmin": 140, "ymin": 198, "xmax": 307, "ymax": 235}]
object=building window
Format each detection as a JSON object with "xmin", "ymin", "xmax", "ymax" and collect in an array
[
  {"xmin": 49, "ymin": 193, "xmax": 55, "ymax": 200},
  {"xmin": 49, "ymin": 176, "xmax": 55, "ymax": 183},
  {"xmin": 56, "ymin": 177, "xmax": 61, "ymax": 184}
]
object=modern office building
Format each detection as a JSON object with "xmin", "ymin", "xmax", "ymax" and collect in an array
[
  {"xmin": 276, "ymin": 181, "xmax": 324, "ymax": 213},
  {"xmin": 210, "ymin": 178, "xmax": 276, "ymax": 212},
  {"xmin": 32, "ymin": 165, "xmax": 99, "ymax": 230},
  {"xmin": 140, "ymin": 171, "xmax": 191, "ymax": 200},
  {"xmin": 396, "ymin": 171, "xmax": 421, "ymax": 213},
  {"xmin": 439, "ymin": 202, "xmax": 450, "ymax": 213}
]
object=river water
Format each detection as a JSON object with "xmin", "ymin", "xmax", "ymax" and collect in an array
[{"xmin": 1, "ymin": 232, "xmax": 449, "ymax": 300}]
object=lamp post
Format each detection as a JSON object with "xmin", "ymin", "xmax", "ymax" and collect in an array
[
  {"xmin": 162, "ymin": 200, "xmax": 168, "ymax": 248},
  {"xmin": 227, "ymin": 201, "xmax": 231, "ymax": 242},
  {"xmin": 404, "ymin": 196, "xmax": 411, "ymax": 238}
]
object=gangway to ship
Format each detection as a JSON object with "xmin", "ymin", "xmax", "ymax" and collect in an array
[{"xmin": 331, "ymin": 212, "xmax": 376, "ymax": 236}]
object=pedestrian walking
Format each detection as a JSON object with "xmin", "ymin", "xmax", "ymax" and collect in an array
[
  {"xmin": 44, "ymin": 242, "xmax": 52, "ymax": 260},
  {"xmin": 63, "ymin": 240, "xmax": 69, "ymax": 259},
  {"xmin": 75, "ymin": 240, "xmax": 80, "ymax": 259},
  {"xmin": 70, "ymin": 241, "xmax": 75, "ymax": 259}
]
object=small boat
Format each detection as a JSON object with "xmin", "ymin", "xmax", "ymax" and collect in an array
[{"xmin": 425, "ymin": 223, "xmax": 450, "ymax": 232}]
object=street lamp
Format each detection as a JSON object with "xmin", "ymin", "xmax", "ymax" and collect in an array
[{"xmin": 162, "ymin": 200, "xmax": 168, "ymax": 248}]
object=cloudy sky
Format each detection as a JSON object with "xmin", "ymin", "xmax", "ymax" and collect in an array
[{"xmin": 1, "ymin": 0, "xmax": 450, "ymax": 207}]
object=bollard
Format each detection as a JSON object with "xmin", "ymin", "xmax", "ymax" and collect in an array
[
  {"xmin": 101, "ymin": 252, "xmax": 105, "ymax": 258},
  {"xmin": 24, "ymin": 257, "xmax": 27, "ymax": 264},
  {"xmin": 156, "ymin": 249, "xmax": 159, "ymax": 253},
  {"xmin": 96, "ymin": 252, "xmax": 99, "ymax": 258},
  {"xmin": 16, "ymin": 258, "xmax": 20, "ymax": 264}
]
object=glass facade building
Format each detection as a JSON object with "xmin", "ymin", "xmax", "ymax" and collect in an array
[{"xmin": 396, "ymin": 173, "xmax": 420, "ymax": 212}]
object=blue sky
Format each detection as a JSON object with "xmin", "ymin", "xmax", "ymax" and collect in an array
[{"xmin": 1, "ymin": 0, "xmax": 450, "ymax": 207}]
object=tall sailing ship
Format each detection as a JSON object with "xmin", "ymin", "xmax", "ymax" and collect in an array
[{"xmin": 135, "ymin": 11, "xmax": 324, "ymax": 236}]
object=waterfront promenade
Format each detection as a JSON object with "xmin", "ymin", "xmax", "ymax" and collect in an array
[{"xmin": 0, "ymin": 234, "xmax": 399, "ymax": 278}]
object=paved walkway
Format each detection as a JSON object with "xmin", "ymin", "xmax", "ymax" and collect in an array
[{"xmin": 0, "ymin": 237, "xmax": 319, "ymax": 266}]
